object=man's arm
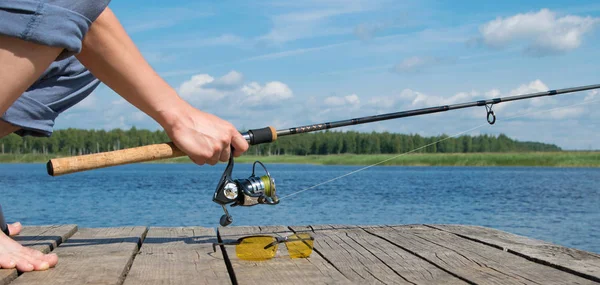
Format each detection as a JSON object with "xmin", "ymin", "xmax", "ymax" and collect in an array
[{"xmin": 76, "ymin": 8, "xmax": 248, "ymax": 165}]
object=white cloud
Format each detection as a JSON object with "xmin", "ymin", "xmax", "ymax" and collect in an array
[
  {"xmin": 324, "ymin": 94, "xmax": 360, "ymax": 107},
  {"xmin": 479, "ymin": 9, "xmax": 599, "ymax": 55},
  {"xmin": 508, "ymin": 80, "xmax": 549, "ymax": 96},
  {"xmin": 508, "ymin": 80, "xmax": 551, "ymax": 108},
  {"xmin": 178, "ymin": 74, "xmax": 225, "ymax": 103},
  {"xmin": 178, "ymin": 71, "xmax": 248, "ymax": 103},
  {"xmin": 204, "ymin": 71, "xmax": 244, "ymax": 91},
  {"xmin": 178, "ymin": 71, "xmax": 293, "ymax": 109},
  {"xmin": 390, "ymin": 89, "xmax": 480, "ymax": 108},
  {"xmin": 241, "ymin": 81, "xmax": 293, "ymax": 106}
]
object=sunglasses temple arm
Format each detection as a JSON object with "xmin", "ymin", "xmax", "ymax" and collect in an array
[
  {"xmin": 263, "ymin": 239, "xmax": 280, "ymax": 250},
  {"xmin": 212, "ymin": 241, "xmax": 240, "ymax": 252},
  {"xmin": 263, "ymin": 236, "xmax": 314, "ymax": 249},
  {"xmin": 285, "ymin": 237, "xmax": 315, "ymax": 242}
]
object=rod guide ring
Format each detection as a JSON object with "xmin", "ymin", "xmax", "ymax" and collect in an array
[{"xmin": 485, "ymin": 104, "xmax": 496, "ymax": 125}]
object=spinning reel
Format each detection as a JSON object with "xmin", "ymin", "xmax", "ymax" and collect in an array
[{"xmin": 213, "ymin": 150, "xmax": 279, "ymax": 227}]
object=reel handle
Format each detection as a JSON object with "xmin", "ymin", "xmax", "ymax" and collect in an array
[{"xmin": 46, "ymin": 126, "xmax": 278, "ymax": 176}]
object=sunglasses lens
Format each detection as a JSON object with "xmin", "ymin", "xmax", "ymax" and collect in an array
[
  {"xmin": 236, "ymin": 237, "xmax": 277, "ymax": 261},
  {"xmin": 286, "ymin": 233, "xmax": 313, "ymax": 258}
]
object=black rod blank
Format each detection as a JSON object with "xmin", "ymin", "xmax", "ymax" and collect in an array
[{"xmin": 274, "ymin": 83, "xmax": 600, "ymax": 138}]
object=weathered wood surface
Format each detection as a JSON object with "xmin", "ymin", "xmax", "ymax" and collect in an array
[
  {"xmin": 364, "ymin": 225, "xmax": 597, "ymax": 285},
  {"xmin": 1, "ymin": 224, "xmax": 598, "ymax": 285},
  {"xmin": 123, "ymin": 227, "xmax": 230, "ymax": 285},
  {"xmin": 218, "ymin": 226, "xmax": 350, "ymax": 284},
  {"xmin": 0, "ymin": 225, "xmax": 76, "ymax": 285},
  {"xmin": 10, "ymin": 226, "xmax": 146, "ymax": 285},
  {"xmin": 290, "ymin": 225, "xmax": 467, "ymax": 284},
  {"xmin": 431, "ymin": 224, "xmax": 600, "ymax": 282}
]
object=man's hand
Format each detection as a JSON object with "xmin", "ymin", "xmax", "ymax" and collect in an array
[{"xmin": 161, "ymin": 104, "xmax": 249, "ymax": 165}]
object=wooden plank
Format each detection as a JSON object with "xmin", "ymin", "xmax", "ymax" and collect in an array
[
  {"xmin": 364, "ymin": 225, "xmax": 598, "ymax": 285},
  {"xmin": 0, "ymin": 225, "xmax": 77, "ymax": 285},
  {"xmin": 10, "ymin": 226, "xmax": 147, "ymax": 285},
  {"xmin": 218, "ymin": 226, "xmax": 349, "ymax": 285},
  {"xmin": 295, "ymin": 225, "xmax": 467, "ymax": 284},
  {"xmin": 123, "ymin": 227, "xmax": 231, "ymax": 285},
  {"xmin": 430, "ymin": 224, "xmax": 600, "ymax": 282}
]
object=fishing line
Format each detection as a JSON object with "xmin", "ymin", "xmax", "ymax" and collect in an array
[{"xmin": 280, "ymin": 98, "xmax": 600, "ymax": 200}]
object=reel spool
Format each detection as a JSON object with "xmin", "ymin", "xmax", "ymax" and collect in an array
[{"xmin": 213, "ymin": 152, "xmax": 279, "ymax": 226}]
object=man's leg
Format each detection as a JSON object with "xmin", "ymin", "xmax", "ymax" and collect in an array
[
  {"xmin": 0, "ymin": 121, "xmax": 19, "ymax": 139},
  {"xmin": 0, "ymin": 35, "xmax": 62, "ymax": 272}
]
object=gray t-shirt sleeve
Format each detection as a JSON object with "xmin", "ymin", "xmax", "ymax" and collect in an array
[{"xmin": 0, "ymin": 0, "xmax": 111, "ymax": 59}]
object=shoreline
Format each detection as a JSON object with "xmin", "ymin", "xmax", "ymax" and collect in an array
[{"xmin": 1, "ymin": 151, "xmax": 599, "ymax": 167}]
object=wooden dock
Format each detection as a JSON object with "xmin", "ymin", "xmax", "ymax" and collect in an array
[{"xmin": 1, "ymin": 224, "xmax": 599, "ymax": 284}]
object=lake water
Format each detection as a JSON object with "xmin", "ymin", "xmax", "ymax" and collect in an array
[{"xmin": 0, "ymin": 163, "xmax": 598, "ymax": 253}]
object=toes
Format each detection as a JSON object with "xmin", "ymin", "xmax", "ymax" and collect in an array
[
  {"xmin": 13, "ymin": 257, "xmax": 34, "ymax": 272},
  {"xmin": 7, "ymin": 222, "xmax": 22, "ymax": 236},
  {"xmin": 31, "ymin": 260, "xmax": 50, "ymax": 271},
  {"xmin": 17, "ymin": 253, "xmax": 49, "ymax": 271},
  {"xmin": 40, "ymin": 253, "xmax": 58, "ymax": 267},
  {"xmin": 0, "ymin": 256, "xmax": 16, "ymax": 269},
  {"xmin": 18, "ymin": 249, "xmax": 56, "ymax": 271}
]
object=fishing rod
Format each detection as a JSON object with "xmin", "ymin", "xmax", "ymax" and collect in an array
[
  {"xmin": 241, "ymin": 84, "xmax": 600, "ymax": 145},
  {"xmin": 46, "ymin": 83, "xmax": 600, "ymax": 226}
]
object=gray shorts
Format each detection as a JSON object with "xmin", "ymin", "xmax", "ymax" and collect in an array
[{"xmin": 0, "ymin": 0, "xmax": 110, "ymax": 136}]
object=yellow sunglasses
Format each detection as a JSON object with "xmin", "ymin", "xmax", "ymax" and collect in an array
[{"xmin": 212, "ymin": 233, "xmax": 314, "ymax": 261}]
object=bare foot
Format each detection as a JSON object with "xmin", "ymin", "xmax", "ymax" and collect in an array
[{"xmin": 0, "ymin": 224, "xmax": 58, "ymax": 272}]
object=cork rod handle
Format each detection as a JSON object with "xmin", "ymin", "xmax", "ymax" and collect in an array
[
  {"xmin": 47, "ymin": 142, "xmax": 185, "ymax": 176},
  {"xmin": 46, "ymin": 126, "xmax": 279, "ymax": 176}
]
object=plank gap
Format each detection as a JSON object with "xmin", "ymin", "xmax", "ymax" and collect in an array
[
  {"xmin": 116, "ymin": 227, "xmax": 148, "ymax": 285},
  {"xmin": 216, "ymin": 228, "xmax": 238, "ymax": 285},
  {"xmin": 362, "ymin": 227, "xmax": 478, "ymax": 285},
  {"xmin": 287, "ymin": 225, "xmax": 352, "ymax": 281},
  {"xmin": 351, "ymin": 229, "xmax": 418, "ymax": 285}
]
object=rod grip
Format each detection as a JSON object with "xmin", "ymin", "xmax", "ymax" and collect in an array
[
  {"xmin": 247, "ymin": 126, "xmax": 277, "ymax": 145},
  {"xmin": 47, "ymin": 142, "xmax": 185, "ymax": 176}
]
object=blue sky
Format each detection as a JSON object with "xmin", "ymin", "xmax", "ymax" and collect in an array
[{"xmin": 56, "ymin": 0, "xmax": 600, "ymax": 150}]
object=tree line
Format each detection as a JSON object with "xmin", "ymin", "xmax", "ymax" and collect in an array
[{"xmin": 0, "ymin": 127, "xmax": 561, "ymax": 156}]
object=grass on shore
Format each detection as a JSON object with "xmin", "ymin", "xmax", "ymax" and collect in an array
[{"xmin": 1, "ymin": 152, "xmax": 599, "ymax": 167}]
